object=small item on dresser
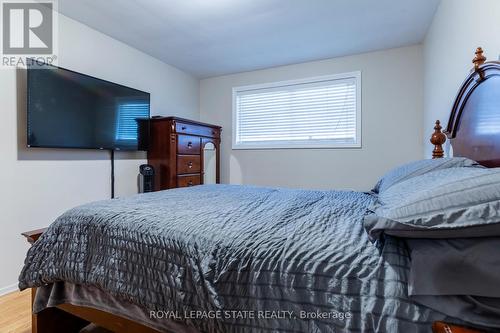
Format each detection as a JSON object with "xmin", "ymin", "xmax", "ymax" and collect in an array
[{"xmin": 432, "ymin": 321, "xmax": 485, "ymax": 333}]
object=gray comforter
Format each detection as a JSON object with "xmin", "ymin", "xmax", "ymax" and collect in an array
[{"xmin": 19, "ymin": 185, "xmax": 457, "ymax": 332}]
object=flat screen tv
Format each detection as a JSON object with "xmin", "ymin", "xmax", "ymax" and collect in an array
[{"xmin": 27, "ymin": 63, "xmax": 150, "ymax": 150}]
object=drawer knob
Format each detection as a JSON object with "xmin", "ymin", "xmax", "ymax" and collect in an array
[
  {"xmin": 188, "ymin": 162, "xmax": 193, "ymax": 168},
  {"xmin": 187, "ymin": 142, "xmax": 192, "ymax": 148},
  {"xmin": 188, "ymin": 181, "xmax": 193, "ymax": 186}
]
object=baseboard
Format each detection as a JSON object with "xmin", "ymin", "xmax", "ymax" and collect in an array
[{"xmin": 0, "ymin": 282, "xmax": 19, "ymax": 296}]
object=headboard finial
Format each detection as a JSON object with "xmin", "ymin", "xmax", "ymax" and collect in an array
[
  {"xmin": 473, "ymin": 47, "xmax": 487, "ymax": 70},
  {"xmin": 430, "ymin": 120, "xmax": 446, "ymax": 159}
]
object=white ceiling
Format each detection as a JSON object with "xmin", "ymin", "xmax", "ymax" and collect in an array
[{"xmin": 58, "ymin": 0, "xmax": 440, "ymax": 78}]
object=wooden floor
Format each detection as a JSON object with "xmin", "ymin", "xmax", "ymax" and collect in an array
[{"xmin": 0, "ymin": 289, "xmax": 31, "ymax": 333}]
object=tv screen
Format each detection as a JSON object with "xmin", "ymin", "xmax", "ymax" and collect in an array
[{"xmin": 27, "ymin": 63, "xmax": 150, "ymax": 150}]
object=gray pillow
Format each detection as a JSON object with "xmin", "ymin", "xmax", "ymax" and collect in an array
[
  {"xmin": 372, "ymin": 157, "xmax": 482, "ymax": 194},
  {"xmin": 364, "ymin": 167, "xmax": 500, "ymax": 241}
]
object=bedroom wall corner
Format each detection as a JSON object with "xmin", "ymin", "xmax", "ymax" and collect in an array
[
  {"xmin": 423, "ymin": 0, "xmax": 500, "ymax": 158},
  {"xmin": 200, "ymin": 45, "xmax": 424, "ymax": 191},
  {"xmin": 0, "ymin": 13, "xmax": 200, "ymax": 295}
]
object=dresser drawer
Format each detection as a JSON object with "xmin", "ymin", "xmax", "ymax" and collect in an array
[
  {"xmin": 177, "ymin": 135, "xmax": 201, "ymax": 155},
  {"xmin": 176, "ymin": 121, "xmax": 219, "ymax": 138},
  {"xmin": 177, "ymin": 174, "xmax": 201, "ymax": 188},
  {"xmin": 177, "ymin": 155, "xmax": 201, "ymax": 174}
]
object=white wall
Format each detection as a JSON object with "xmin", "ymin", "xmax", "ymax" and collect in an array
[
  {"xmin": 200, "ymin": 45, "xmax": 424, "ymax": 190},
  {"xmin": 423, "ymin": 0, "xmax": 500, "ymax": 157},
  {"xmin": 0, "ymin": 14, "xmax": 199, "ymax": 294}
]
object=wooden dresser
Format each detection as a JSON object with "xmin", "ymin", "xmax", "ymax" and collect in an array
[{"xmin": 146, "ymin": 117, "xmax": 221, "ymax": 191}]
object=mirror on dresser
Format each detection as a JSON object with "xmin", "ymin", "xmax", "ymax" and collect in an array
[{"xmin": 202, "ymin": 142, "xmax": 217, "ymax": 185}]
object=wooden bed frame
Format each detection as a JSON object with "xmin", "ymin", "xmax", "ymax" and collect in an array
[
  {"xmin": 22, "ymin": 48, "xmax": 499, "ymax": 333},
  {"xmin": 431, "ymin": 47, "xmax": 500, "ymax": 168}
]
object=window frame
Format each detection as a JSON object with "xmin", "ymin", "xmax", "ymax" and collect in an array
[{"xmin": 232, "ymin": 71, "xmax": 362, "ymax": 150}]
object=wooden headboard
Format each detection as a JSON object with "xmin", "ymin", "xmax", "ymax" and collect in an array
[{"xmin": 431, "ymin": 47, "xmax": 500, "ymax": 167}]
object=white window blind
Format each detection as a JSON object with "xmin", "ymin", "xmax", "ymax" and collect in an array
[{"xmin": 232, "ymin": 72, "xmax": 361, "ymax": 149}]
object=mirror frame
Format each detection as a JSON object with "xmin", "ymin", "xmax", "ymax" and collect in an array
[{"xmin": 201, "ymin": 138, "xmax": 220, "ymax": 184}]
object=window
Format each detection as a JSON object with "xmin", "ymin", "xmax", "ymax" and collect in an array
[
  {"xmin": 115, "ymin": 102, "xmax": 149, "ymax": 142},
  {"xmin": 232, "ymin": 72, "xmax": 361, "ymax": 149}
]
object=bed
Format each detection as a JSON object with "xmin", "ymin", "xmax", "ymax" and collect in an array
[{"xmin": 19, "ymin": 48, "xmax": 500, "ymax": 333}]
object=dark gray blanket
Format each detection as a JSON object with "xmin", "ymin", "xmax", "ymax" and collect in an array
[
  {"xmin": 19, "ymin": 185, "xmax": 458, "ymax": 332},
  {"xmin": 406, "ymin": 238, "xmax": 500, "ymax": 329}
]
